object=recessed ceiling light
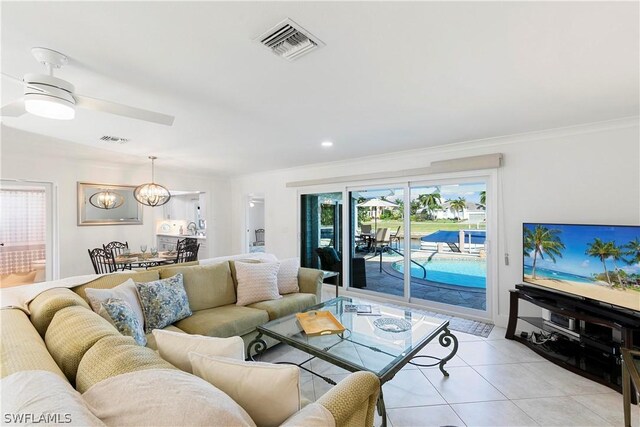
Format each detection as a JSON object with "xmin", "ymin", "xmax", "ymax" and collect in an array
[{"xmin": 321, "ymin": 141, "xmax": 333, "ymax": 147}]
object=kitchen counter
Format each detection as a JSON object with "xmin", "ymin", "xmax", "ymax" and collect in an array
[{"xmin": 156, "ymin": 233, "xmax": 207, "ymax": 240}]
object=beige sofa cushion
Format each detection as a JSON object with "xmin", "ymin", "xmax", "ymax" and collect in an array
[
  {"xmin": 28, "ymin": 288, "xmax": 91, "ymax": 337},
  {"xmin": 234, "ymin": 261, "xmax": 282, "ymax": 306},
  {"xmin": 0, "ymin": 309, "xmax": 65, "ymax": 379},
  {"xmin": 145, "ymin": 325, "xmax": 185, "ymax": 350},
  {"xmin": 73, "ymin": 271, "xmax": 159, "ymax": 300},
  {"xmin": 248, "ymin": 293, "xmax": 317, "ymax": 321},
  {"xmin": 190, "ymin": 353, "xmax": 301, "ymax": 427},
  {"xmin": 82, "ymin": 369, "xmax": 255, "ymax": 427},
  {"xmin": 153, "ymin": 329, "xmax": 244, "ymax": 373},
  {"xmin": 1, "ymin": 371, "xmax": 106, "ymax": 426},
  {"xmin": 158, "ymin": 262, "xmax": 236, "ymax": 311},
  {"xmin": 45, "ymin": 306, "xmax": 120, "ymax": 383},
  {"xmin": 76, "ymin": 335, "xmax": 177, "ymax": 393},
  {"xmin": 174, "ymin": 305, "xmax": 268, "ymax": 338}
]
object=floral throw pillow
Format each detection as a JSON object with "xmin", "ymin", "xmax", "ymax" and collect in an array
[
  {"xmin": 101, "ymin": 298, "xmax": 147, "ymax": 346},
  {"xmin": 136, "ymin": 274, "xmax": 192, "ymax": 333}
]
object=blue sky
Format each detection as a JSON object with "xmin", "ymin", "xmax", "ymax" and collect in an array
[
  {"xmin": 356, "ymin": 183, "xmax": 485, "ymax": 204},
  {"xmin": 523, "ymin": 223, "xmax": 640, "ymax": 277}
]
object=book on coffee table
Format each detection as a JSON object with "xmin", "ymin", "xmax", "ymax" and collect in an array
[{"xmin": 344, "ymin": 304, "xmax": 381, "ymax": 316}]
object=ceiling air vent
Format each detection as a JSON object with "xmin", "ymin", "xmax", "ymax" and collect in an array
[
  {"xmin": 255, "ymin": 18, "xmax": 325, "ymax": 61},
  {"xmin": 99, "ymin": 135, "xmax": 129, "ymax": 144}
]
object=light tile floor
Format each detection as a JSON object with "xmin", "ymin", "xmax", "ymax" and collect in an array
[{"xmin": 258, "ymin": 325, "xmax": 639, "ymax": 427}]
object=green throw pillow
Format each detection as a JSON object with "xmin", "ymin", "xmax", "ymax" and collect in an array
[
  {"xmin": 136, "ymin": 274, "xmax": 192, "ymax": 333},
  {"xmin": 101, "ymin": 298, "xmax": 147, "ymax": 346}
]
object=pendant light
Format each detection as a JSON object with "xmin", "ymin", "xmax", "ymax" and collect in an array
[
  {"xmin": 89, "ymin": 189, "xmax": 124, "ymax": 210},
  {"xmin": 134, "ymin": 156, "xmax": 171, "ymax": 207}
]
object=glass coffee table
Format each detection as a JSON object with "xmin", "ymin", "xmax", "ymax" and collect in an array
[{"xmin": 247, "ymin": 297, "xmax": 459, "ymax": 426}]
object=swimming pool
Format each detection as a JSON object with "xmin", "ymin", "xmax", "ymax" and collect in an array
[{"xmin": 391, "ymin": 258, "xmax": 486, "ymax": 289}]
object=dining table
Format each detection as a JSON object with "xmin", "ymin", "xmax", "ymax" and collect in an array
[{"xmin": 114, "ymin": 251, "xmax": 176, "ymax": 269}]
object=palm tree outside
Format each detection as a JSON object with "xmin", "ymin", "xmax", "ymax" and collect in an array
[
  {"xmin": 447, "ymin": 197, "xmax": 467, "ymax": 221},
  {"xmin": 585, "ymin": 238, "xmax": 615, "ymax": 284},
  {"xmin": 524, "ymin": 225, "xmax": 565, "ymax": 279},
  {"xmin": 417, "ymin": 192, "xmax": 442, "ymax": 220}
]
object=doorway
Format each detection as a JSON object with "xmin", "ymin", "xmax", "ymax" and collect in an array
[
  {"xmin": 0, "ymin": 180, "xmax": 56, "ymax": 287},
  {"xmin": 246, "ymin": 194, "xmax": 265, "ymax": 253}
]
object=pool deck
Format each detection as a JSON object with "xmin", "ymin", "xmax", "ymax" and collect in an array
[{"xmin": 354, "ymin": 251, "xmax": 487, "ymax": 311}]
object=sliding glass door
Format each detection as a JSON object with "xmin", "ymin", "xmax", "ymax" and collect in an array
[
  {"xmin": 407, "ymin": 181, "xmax": 487, "ymax": 311},
  {"xmin": 343, "ymin": 177, "xmax": 491, "ymax": 317},
  {"xmin": 348, "ymin": 186, "xmax": 406, "ymax": 297}
]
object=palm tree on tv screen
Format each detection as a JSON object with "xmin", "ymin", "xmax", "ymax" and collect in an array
[
  {"xmin": 524, "ymin": 225, "xmax": 565, "ymax": 279},
  {"xmin": 623, "ymin": 237, "xmax": 640, "ymax": 265},
  {"xmin": 585, "ymin": 238, "xmax": 615, "ymax": 284}
]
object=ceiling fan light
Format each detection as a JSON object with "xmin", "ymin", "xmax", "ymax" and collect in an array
[
  {"xmin": 89, "ymin": 190, "xmax": 124, "ymax": 210},
  {"xmin": 24, "ymin": 93, "xmax": 75, "ymax": 120}
]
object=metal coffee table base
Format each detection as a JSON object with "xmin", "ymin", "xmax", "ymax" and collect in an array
[{"xmin": 247, "ymin": 327, "xmax": 459, "ymax": 427}]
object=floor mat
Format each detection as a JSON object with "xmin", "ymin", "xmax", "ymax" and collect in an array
[{"xmin": 377, "ymin": 300, "xmax": 494, "ymax": 338}]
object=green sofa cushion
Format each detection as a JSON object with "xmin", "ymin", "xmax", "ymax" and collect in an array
[
  {"xmin": 248, "ymin": 293, "xmax": 317, "ymax": 321},
  {"xmin": 174, "ymin": 305, "xmax": 268, "ymax": 338},
  {"xmin": 159, "ymin": 263, "xmax": 236, "ymax": 311}
]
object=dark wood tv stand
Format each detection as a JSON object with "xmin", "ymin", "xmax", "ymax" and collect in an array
[{"xmin": 506, "ymin": 284, "xmax": 640, "ymax": 393}]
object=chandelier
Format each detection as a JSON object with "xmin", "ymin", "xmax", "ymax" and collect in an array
[
  {"xmin": 134, "ymin": 156, "xmax": 171, "ymax": 207},
  {"xmin": 89, "ymin": 190, "xmax": 124, "ymax": 210}
]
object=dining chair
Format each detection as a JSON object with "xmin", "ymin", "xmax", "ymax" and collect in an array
[
  {"xmin": 103, "ymin": 241, "xmax": 129, "ymax": 257},
  {"xmin": 175, "ymin": 242, "xmax": 199, "ymax": 263},
  {"xmin": 103, "ymin": 241, "xmax": 130, "ymax": 270},
  {"xmin": 88, "ymin": 248, "xmax": 117, "ymax": 274},
  {"xmin": 176, "ymin": 237, "xmax": 198, "ymax": 253},
  {"xmin": 254, "ymin": 229, "xmax": 265, "ymax": 246}
]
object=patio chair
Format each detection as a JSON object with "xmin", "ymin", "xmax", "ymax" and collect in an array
[
  {"xmin": 371, "ymin": 228, "xmax": 391, "ymax": 255},
  {"xmin": 88, "ymin": 248, "xmax": 117, "ymax": 274},
  {"xmin": 389, "ymin": 226, "xmax": 401, "ymax": 249},
  {"xmin": 315, "ymin": 247, "xmax": 366, "ymax": 288}
]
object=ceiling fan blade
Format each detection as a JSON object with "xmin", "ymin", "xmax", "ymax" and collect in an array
[
  {"xmin": 1, "ymin": 73, "xmax": 47, "ymax": 93},
  {"xmin": 1, "ymin": 99, "xmax": 26, "ymax": 117},
  {"xmin": 1, "ymin": 72, "xmax": 24, "ymax": 85},
  {"xmin": 75, "ymin": 94, "xmax": 174, "ymax": 126}
]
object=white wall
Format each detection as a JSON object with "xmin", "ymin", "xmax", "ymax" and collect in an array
[
  {"xmin": 1, "ymin": 126, "xmax": 232, "ymax": 278},
  {"xmin": 229, "ymin": 118, "xmax": 640, "ymax": 326}
]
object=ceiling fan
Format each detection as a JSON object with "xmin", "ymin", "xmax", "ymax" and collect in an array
[{"xmin": 1, "ymin": 47, "xmax": 174, "ymax": 126}]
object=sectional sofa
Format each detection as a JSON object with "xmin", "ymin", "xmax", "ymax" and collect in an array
[{"xmin": 0, "ymin": 255, "xmax": 380, "ymax": 426}]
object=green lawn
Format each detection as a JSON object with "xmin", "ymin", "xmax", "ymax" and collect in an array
[{"xmin": 362, "ymin": 220, "xmax": 485, "ymax": 236}]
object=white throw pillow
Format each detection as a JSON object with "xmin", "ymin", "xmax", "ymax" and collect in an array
[
  {"xmin": 85, "ymin": 279, "xmax": 145, "ymax": 329},
  {"xmin": 235, "ymin": 261, "xmax": 282, "ymax": 306},
  {"xmin": 189, "ymin": 353, "xmax": 301, "ymax": 427},
  {"xmin": 1, "ymin": 370, "xmax": 105, "ymax": 426},
  {"xmin": 152, "ymin": 329, "xmax": 244, "ymax": 373},
  {"xmin": 82, "ymin": 368, "xmax": 255, "ymax": 427},
  {"xmin": 277, "ymin": 258, "xmax": 300, "ymax": 294}
]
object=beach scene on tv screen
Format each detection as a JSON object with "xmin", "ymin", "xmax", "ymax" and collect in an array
[{"xmin": 523, "ymin": 223, "xmax": 640, "ymax": 311}]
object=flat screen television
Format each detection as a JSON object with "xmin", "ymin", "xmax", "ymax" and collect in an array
[{"xmin": 523, "ymin": 223, "xmax": 640, "ymax": 312}]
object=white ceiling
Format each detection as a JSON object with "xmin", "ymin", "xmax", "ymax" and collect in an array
[{"xmin": 1, "ymin": 1, "xmax": 638, "ymax": 176}]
